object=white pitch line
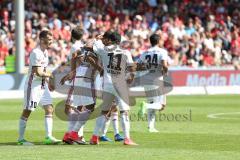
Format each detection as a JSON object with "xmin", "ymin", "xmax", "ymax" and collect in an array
[{"xmin": 207, "ymin": 112, "xmax": 240, "ymax": 120}]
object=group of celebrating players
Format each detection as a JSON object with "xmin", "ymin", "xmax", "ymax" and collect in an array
[{"xmin": 17, "ymin": 26, "xmax": 168, "ymax": 146}]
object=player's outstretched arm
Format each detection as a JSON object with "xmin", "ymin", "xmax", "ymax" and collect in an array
[
  {"xmin": 126, "ymin": 65, "xmax": 136, "ymax": 84},
  {"xmin": 71, "ymin": 49, "xmax": 86, "ymax": 71},
  {"xmin": 59, "ymin": 71, "xmax": 76, "ymax": 85},
  {"xmin": 84, "ymin": 42, "xmax": 94, "ymax": 52},
  {"xmin": 59, "ymin": 50, "xmax": 84, "ymax": 85},
  {"xmin": 48, "ymin": 77, "xmax": 55, "ymax": 91},
  {"xmin": 85, "ymin": 54, "xmax": 104, "ymax": 76},
  {"xmin": 84, "ymin": 35, "xmax": 103, "ymax": 52}
]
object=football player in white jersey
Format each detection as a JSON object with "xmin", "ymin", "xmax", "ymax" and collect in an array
[
  {"xmin": 61, "ymin": 27, "xmax": 103, "ymax": 145},
  {"xmin": 86, "ymin": 31, "xmax": 137, "ymax": 145},
  {"xmin": 17, "ymin": 30, "xmax": 61, "ymax": 145},
  {"xmin": 59, "ymin": 26, "xmax": 86, "ymax": 144},
  {"xmin": 138, "ymin": 33, "xmax": 168, "ymax": 133}
]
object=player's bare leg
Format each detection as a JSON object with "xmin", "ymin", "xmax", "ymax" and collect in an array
[{"xmin": 43, "ymin": 104, "xmax": 61, "ymax": 144}]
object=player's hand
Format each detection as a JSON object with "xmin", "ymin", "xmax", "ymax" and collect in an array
[
  {"xmin": 96, "ymin": 34, "xmax": 103, "ymax": 40},
  {"xmin": 127, "ymin": 78, "xmax": 134, "ymax": 84},
  {"xmin": 68, "ymin": 71, "xmax": 76, "ymax": 80},
  {"xmin": 85, "ymin": 55, "xmax": 94, "ymax": 63},
  {"xmin": 45, "ymin": 71, "xmax": 53, "ymax": 78},
  {"xmin": 60, "ymin": 72, "xmax": 75, "ymax": 85},
  {"xmin": 78, "ymin": 55, "xmax": 84, "ymax": 63},
  {"xmin": 126, "ymin": 74, "xmax": 134, "ymax": 84},
  {"xmin": 49, "ymin": 73, "xmax": 54, "ymax": 79},
  {"xmin": 48, "ymin": 83, "xmax": 55, "ymax": 92},
  {"xmin": 84, "ymin": 41, "xmax": 94, "ymax": 51},
  {"xmin": 60, "ymin": 75, "xmax": 67, "ymax": 85}
]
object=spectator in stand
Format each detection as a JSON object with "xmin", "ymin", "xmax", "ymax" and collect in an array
[
  {"xmin": 0, "ymin": 39, "xmax": 9, "ymax": 66},
  {"xmin": 0, "ymin": 0, "xmax": 239, "ymax": 68}
]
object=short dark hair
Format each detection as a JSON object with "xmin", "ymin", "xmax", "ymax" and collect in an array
[
  {"xmin": 39, "ymin": 30, "xmax": 52, "ymax": 39},
  {"xmin": 111, "ymin": 31, "xmax": 121, "ymax": 44},
  {"xmin": 103, "ymin": 30, "xmax": 112, "ymax": 40},
  {"xmin": 71, "ymin": 26, "xmax": 83, "ymax": 40},
  {"xmin": 103, "ymin": 31, "xmax": 121, "ymax": 44},
  {"xmin": 150, "ymin": 33, "xmax": 160, "ymax": 46}
]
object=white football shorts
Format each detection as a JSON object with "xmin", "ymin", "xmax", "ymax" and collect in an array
[
  {"xmin": 66, "ymin": 77, "xmax": 95, "ymax": 107},
  {"xmin": 23, "ymin": 81, "xmax": 52, "ymax": 111}
]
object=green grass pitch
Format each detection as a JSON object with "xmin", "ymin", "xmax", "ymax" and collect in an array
[{"xmin": 0, "ymin": 95, "xmax": 240, "ymax": 160}]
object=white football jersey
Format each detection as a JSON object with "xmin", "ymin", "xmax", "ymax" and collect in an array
[
  {"xmin": 69, "ymin": 40, "xmax": 84, "ymax": 59},
  {"xmin": 24, "ymin": 46, "xmax": 52, "ymax": 110},
  {"xmin": 27, "ymin": 46, "xmax": 49, "ymax": 82},
  {"xmin": 69, "ymin": 40, "xmax": 96, "ymax": 78},
  {"xmin": 75, "ymin": 48, "xmax": 97, "ymax": 78},
  {"xmin": 93, "ymin": 40, "xmax": 133, "ymax": 84},
  {"xmin": 138, "ymin": 46, "xmax": 168, "ymax": 74},
  {"xmin": 138, "ymin": 46, "xmax": 168, "ymax": 105}
]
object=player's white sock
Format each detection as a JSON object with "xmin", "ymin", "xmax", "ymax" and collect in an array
[
  {"xmin": 73, "ymin": 109, "xmax": 91, "ymax": 132},
  {"xmin": 45, "ymin": 115, "xmax": 53, "ymax": 137},
  {"xmin": 148, "ymin": 109, "xmax": 156, "ymax": 129},
  {"xmin": 67, "ymin": 111, "xmax": 78, "ymax": 132},
  {"xmin": 93, "ymin": 115, "xmax": 108, "ymax": 136},
  {"xmin": 73, "ymin": 121, "xmax": 86, "ymax": 132},
  {"xmin": 18, "ymin": 117, "xmax": 27, "ymax": 141},
  {"xmin": 120, "ymin": 112, "xmax": 130, "ymax": 139},
  {"xmin": 111, "ymin": 112, "xmax": 119, "ymax": 135},
  {"xmin": 101, "ymin": 118, "xmax": 110, "ymax": 136},
  {"xmin": 68, "ymin": 120, "xmax": 76, "ymax": 132},
  {"xmin": 78, "ymin": 126, "xmax": 84, "ymax": 137}
]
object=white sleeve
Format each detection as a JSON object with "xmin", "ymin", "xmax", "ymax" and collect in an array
[
  {"xmin": 93, "ymin": 40, "xmax": 104, "ymax": 56},
  {"xmin": 69, "ymin": 48, "xmax": 76, "ymax": 60},
  {"xmin": 125, "ymin": 50, "xmax": 134, "ymax": 65},
  {"xmin": 167, "ymin": 56, "xmax": 174, "ymax": 65},
  {"xmin": 69, "ymin": 44, "xmax": 80, "ymax": 59},
  {"xmin": 161, "ymin": 50, "xmax": 168, "ymax": 61},
  {"xmin": 30, "ymin": 50, "xmax": 42, "ymax": 66}
]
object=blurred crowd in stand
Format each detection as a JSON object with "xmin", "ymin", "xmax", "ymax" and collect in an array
[{"xmin": 0, "ymin": 0, "xmax": 239, "ymax": 69}]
